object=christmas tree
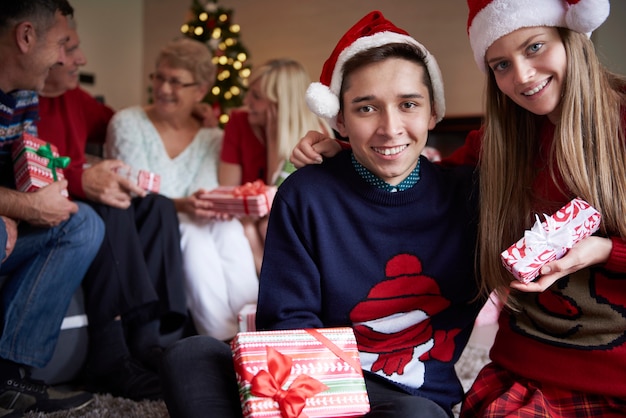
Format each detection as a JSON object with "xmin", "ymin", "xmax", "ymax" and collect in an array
[{"xmin": 181, "ymin": 0, "xmax": 251, "ymax": 126}]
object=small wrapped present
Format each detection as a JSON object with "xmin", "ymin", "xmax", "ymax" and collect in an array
[
  {"xmin": 231, "ymin": 327, "xmax": 370, "ymax": 418},
  {"xmin": 501, "ymin": 198, "xmax": 602, "ymax": 283},
  {"xmin": 12, "ymin": 133, "xmax": 69, "ymax": 195},
  {"xmin": 113, "ymin": 166, "xmax": 160, "ymax": 193},
  {"xmin": 238, "ymin": 303, "xmax": 257, "ymax": 332},
  {"xmin": 204, "ymin": 180, "xmax": 277, "ymax": 218}
]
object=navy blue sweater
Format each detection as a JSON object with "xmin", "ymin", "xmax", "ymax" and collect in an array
[{"xmin": 257, "ymin": 150, "xmax": 482, "ymax": 411}]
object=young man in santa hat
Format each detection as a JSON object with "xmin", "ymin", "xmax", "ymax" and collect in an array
[
  {"xmin": 160, "ymin": 10, "xmax": 482, "ymax": 418},
  {"xmin": 292, "ymin": 0, "xmax": 626, "ymax": 416}
]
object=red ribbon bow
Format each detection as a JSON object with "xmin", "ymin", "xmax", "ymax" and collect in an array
[
  {"xmin": 250, "ymin": 346, "xmax": 328, "ymax": 418},
  {"xmin": 232, "ymin": 180, "xmax": 272, "ymax": 215},
  {"xmin": 233, "ymin": 179, "xmax": 267, "ymax": 197}
]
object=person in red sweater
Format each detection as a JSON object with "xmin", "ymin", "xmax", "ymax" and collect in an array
[
  {"xmin": 292, "ymin": 0, "xmax": 626, "ymax": 416},
  {"xmin": 219, "ymin": 59, "xmax": 333, "ymax": 275},
  {"xmin": 36, "ymin": 19, "xmax": 186, "ymax": 401},
  {"xmin": 460, "ymin": 0, "xmax": 626, "ymax": 415}
]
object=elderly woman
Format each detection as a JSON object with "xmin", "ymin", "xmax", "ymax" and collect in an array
[{"xmin": 105, "ymin": 37, "xmax": 257, "ymax": 342}]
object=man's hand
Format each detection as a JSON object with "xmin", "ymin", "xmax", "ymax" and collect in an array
[
  {"xmin": 290, "ymin": 130, "xmax": 341, "ymax": 168},
  {"xmin": 510, "ymin": 236, "xmax": 612, "ymax": 292},
  {"xmin": 1, "ymin": 216, "xmax": 18, "ymax": 261},
  {"xmin": 82, "ymin": 160, "xmax": 146, "ymax": 208},
  {"xmin": 25, "ymin": 180, "xmax": 78, "ymax": 227}
]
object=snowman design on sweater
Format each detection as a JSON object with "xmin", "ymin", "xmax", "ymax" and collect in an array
[{"xmin": 350, "ymin": 253, "xmax": 461, "ymax": 389}]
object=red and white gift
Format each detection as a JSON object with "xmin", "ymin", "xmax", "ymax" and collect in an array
[
  {"xmin": 11, "ymin": 133, "xmax": 69, "ymax": 195},
  {"xmin": 501, "ymin": 198, "xmax": 602, "ymax": 284},
  {"xmin": 231, "ymin": 327, "xmax": 370, "ymax": 418},
  {"xmin": 136, "ymin": 170, "xmax": 160, "ymax": 193},
  {"xmin": 204, "ymin": 180, "xmax": 277, "ymax": 218},
  {"xmin": 113, "ymin": 166, "xmax": 161, "ymax": 193},
  {"xmin": 238, "ymin": 303, "xmax": 257, "ymax": 332}
]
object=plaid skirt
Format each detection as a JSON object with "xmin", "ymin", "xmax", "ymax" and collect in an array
[{"xmin": 460, "ymin": 362, "xmax": 626, "ymax": 417}]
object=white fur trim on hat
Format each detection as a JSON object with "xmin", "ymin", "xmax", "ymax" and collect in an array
[
  {"xmin": 305, "ymin": 82, "xmax": 339, "ymax": 120},
  {"xmin": 468, "ymin": 0, "xmax": 610, "ymax": 72},
  {"xmin": 306, "ymin": 31, "xmax": 446, "ymax": 130}
]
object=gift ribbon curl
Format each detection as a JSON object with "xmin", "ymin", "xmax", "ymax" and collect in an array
[
  {"xmin": 524, "ymin": 213, "xmax": 575, "ymax": 257},
  {"xmin": 36, "ymin": 143, "xmax": 70, "ymax": 181},
  {"xmin": 233, "ymin": 179, "xmax": 267, "ymax": 197},
  {"xmin": 250, "ymin": 346, "xmax": 328, "ymax": 418},
  {"xmin": 232, "ymin": 180, "xmax": 272, "ymax": 216}
]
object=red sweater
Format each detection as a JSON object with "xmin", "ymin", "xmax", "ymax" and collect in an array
[
  {"xmin": 36, "ymin": 87, "xmax": 114, "ymax": 199},
  {"xmin": 220, "ymin": 109, "xmax": 267, "ymax": 184},
  {"xmin": 448, "ymin": 113, "xmax": 626, "ymax": 396}
]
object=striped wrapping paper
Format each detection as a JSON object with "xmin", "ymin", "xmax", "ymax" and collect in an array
[
  {"xmin": 203, "ymin": 181, "xmax": 277, "ymax": 218},
  {"xmin": 12, "ymin": 133, "xmax": 68, "ymax": 196},
  {"xmin": 136, "ymin": 170, "xmax": 160, "ymax": 193},
  {"xmin": 231, "ymin": 327, "xmax": 370, "ymax": 418},
  {"xmin": 114, "ymin": 166, "xmax": 161, "ymax": 193},
  {"xmin": 238, "ymin": 303, "xmax": 257, "ymax": 332}
]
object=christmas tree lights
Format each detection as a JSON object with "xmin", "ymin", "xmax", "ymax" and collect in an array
[{"xmin": 181, "ymin": 0, "xmax": 251, "ymax": 126}]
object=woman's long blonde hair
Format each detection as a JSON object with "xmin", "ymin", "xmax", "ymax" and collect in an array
[
  {"xmin": 478, "ymin": 29, "xmax": 626, "ymax": 305},
  {"xmin": 249, "ymin": 59, "xmax": 333, "ymax": 163}
]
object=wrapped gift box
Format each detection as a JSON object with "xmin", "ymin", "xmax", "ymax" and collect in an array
[
  {"xmin": 12, "ymin": 133, "xmax": 68, "ymax": 195},
  {"xmin": 203, "ymin": 180, "xmax": 277, "ymax": 218},
  {"xmin": 113, "ymin": 166, "xmax": 160, "ymax": 193},
  {"xmin": 238, "ymin": 303, "xmax": 257, "ymax": 332},
  {"xmin": 231, "ymin": 327, "xmax": 370, "ymax": 418},
  {"xmin": 136, "ymin": 169, "xmax": 160, "ymax": 193},
  {"xmin": 501, "ymin": 198, "xmax": 602, "ymax": 283}
]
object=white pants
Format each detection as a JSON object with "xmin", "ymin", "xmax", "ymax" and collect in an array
[{"xmin": 179, "ymin": 215, "xmax": 258, "ymax": 341}]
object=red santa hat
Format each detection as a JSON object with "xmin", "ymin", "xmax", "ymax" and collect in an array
[
  {"xmin": 305, "ymin": 10, "xmax": 445, "ymax": 130},
  {"xmin": 467, "ymin": 0, "xmax": 610, "ymax": 72}
]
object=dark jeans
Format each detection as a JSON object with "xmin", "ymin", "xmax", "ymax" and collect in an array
[
  {"xmin": 81, "ymin": 194, "xmax": 187, "ymax": 331},
  {"xmin": 160, "ymin": 335, "xmax": 450, "ymax": 418}
]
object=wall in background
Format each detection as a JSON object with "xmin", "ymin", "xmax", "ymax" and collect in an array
[
  {"xmin": 141, "ymin": 0, "xmax": 485, "ymax": 116},
  {"xmin": 72, "ymin": 0, "xmax": 625, "ymax": 115},
  {"xmin": 593, "ymin": 0, "xmax": 626, "ymax": 76},
  {"xmin": 72, "ymin": 0, "xmax": 143, "ymax": 110}
]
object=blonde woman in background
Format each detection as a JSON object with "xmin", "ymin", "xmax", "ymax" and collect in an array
[
  {"xmin": 105, "ymin": 37, "xmax": 258, "ymax": 342},
  {"xmin": 219, "ymin": 59, "xmax": 334, "ymax": 274}
]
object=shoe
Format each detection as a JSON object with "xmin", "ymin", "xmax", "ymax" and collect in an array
[
  {"xmin": 0, "ymin": 366, "xmax": 92, "ymax": 414},
  {"xmin": 138, "ymin": 345, "xmax": 164, "ymax": 373},
  {"xmin": 0, "ymin": 407, "xmax": 21, "ymax": 418},
  {"xmin": 85, "ymin": 356, "xmax": 161, "ymax": 401}
]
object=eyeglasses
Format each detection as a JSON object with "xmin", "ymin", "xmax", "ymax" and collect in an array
[{"xmin": 149, "ymin": 73, "xmax": 199, "ymax": 90}]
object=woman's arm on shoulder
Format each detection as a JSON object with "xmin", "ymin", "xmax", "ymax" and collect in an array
[{"xmin": 290, "ymin": 130, "xmax": 344, "ymax": 168}]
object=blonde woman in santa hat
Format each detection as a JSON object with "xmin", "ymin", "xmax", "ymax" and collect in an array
[
  {"xmin": 459, "ymin": 0, "xmax": 626, "ymax": 416},
  {"xmin": 292, "ymin": 0, "xmax": 626, "ymax": 416},
  {"xmin": 160, "ymin": 10, "xmax": 482, "ymax": 418}
]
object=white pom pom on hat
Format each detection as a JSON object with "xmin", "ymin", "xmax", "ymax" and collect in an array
[
  {"xmin": 305, "ymin": 10, "xmax": 446, "ymax": 130},
  {"xmin": 467, "ymin": 0, "xmax": 610, "ymax": 73}
]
